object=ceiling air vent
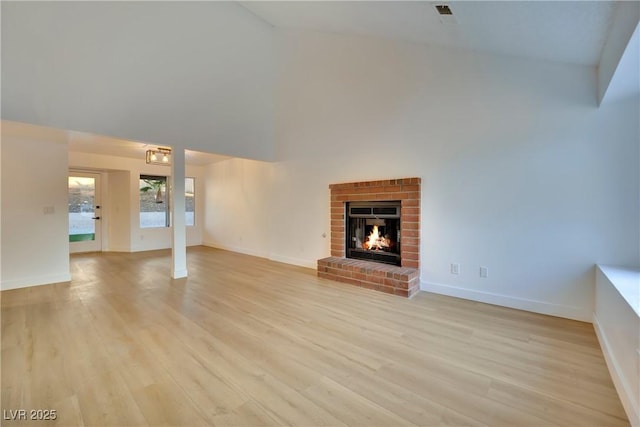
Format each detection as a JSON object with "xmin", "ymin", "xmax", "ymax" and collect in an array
[
  {"xmin": 435, "ymin": 4, "xmax": 452, "ymax": 15},
  {"xmin": 433, "ymin": 3, "xmax": 457, "ymax": 24}
]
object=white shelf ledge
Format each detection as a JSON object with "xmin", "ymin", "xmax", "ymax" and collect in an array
[{"xmin": 597, "ymin": 265, "xmax": 640, "ymax": 317}]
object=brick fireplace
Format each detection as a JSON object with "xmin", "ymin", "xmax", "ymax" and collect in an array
[{"xmin": 318, "ymin": 178, "xmax": 421, "ymax": 297}]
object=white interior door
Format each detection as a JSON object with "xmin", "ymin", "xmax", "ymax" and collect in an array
[{"xmin": 69, "ymin": 173, "xmax": 102, "ymax": 253}]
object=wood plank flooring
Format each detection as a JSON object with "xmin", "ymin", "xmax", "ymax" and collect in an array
[{"xmin": 1, "ymin": 246, "xmax": 630, "ymax": 426}]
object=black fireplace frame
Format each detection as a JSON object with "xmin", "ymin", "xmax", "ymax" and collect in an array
[{"xmin": 345, "ymin": 201, "xmax": 401, "ymax": 266}]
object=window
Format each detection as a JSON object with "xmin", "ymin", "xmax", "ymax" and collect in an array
[
  {"xmin": 186, "ymin": 177, "xmax": 195, "ymax": 226},
  {"xmin": 140, "ymin": 175, "xmax": 169, "ymax": 228},
  {"xmin": 139, "ymin": 175, "xmax": 195, "ymax": 228}
]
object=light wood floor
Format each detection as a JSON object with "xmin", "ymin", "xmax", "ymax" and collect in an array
[{"xmin": 1, "ymin": 246, "xmax": 629, "ymax": 426}]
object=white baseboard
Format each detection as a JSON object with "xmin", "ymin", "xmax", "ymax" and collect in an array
[
  {"xmin": 420, "ymin": 280, "xmax": 592, "ymax": 322},
  {"xmin": 172, "ymin": 269, "xmax": 188, "ymax": 279},
  {"xmin": 268, "ymin": 254, "xmax": 316, "ymax": 269},
  {"xmin": 202, "ymin": 242, "xmax": 269, "ymax": 260},
  {"xmin": 1, "ymin": 272, "xmax": 72, "ymax": 291},
  {"xmin": 593, "ymin": 313, "xmax": 640, "ymax": 427},
  {"xmin": 202, "ymin": 242, "xmax": 316, "ymax": 269},
  {"xmin": 128, "ymin": 243, "xmax": 202, "ymax": 253},
  {"xmin": 105, "ymin": 246, "xmax": 131, "ymax": 252},
  {"xmin": 130, "ymin": 244, "xmax": 169, "ymax": 252}
]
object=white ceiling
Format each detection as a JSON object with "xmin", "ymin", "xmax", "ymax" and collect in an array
[
  {"xmin": 50, "ymin": 1, "xmax": 630, "ymax": 162},
  {"xmin": 241, "ymin": 1, "xmax": 618, "ymax": 66},
  {"xmin": 68, "ymin": 131, "xmax": 232, "ymax": 166}
]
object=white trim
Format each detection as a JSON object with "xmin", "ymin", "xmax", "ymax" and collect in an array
[
  {"xmin": 171, "ymin": 269, "xmax": 188, "ymax": 279},
  {"xmin": 105, "ymin": 246, "xmax": 131, "ymax": 253},
  {"xmin": 130, "ymin": 244, "xmax": 170, "ymax": 252},
  {"xmin": 420, "ymin": 280, "xmax": 591, "ymax": 322},
  {"xmin": 202, "ymin": 241, "xmax": 269, "ymax": 260},
  {"xmin": 593, "ymin": 312, "xmax": 640, "ymax": 427},
  {"xmin": 269, "ymin": 254, "xmax": 316, "ymax": 269},
  {"xmin": 1, "ymin": 273, "xmax": 72, "ymax": 291},
  {"xmin": 128, "ymin": 242, "xmax": 202, "ymax": 253},
  {"xmin": 597, "ymin": 265, "xmax": 640, "ymax": 317},
  {"xmin": 202, "ymin": 243, "xmax": 316, "ymax": 269}
]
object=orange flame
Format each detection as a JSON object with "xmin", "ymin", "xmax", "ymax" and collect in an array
[{"xmin": 363, "ymin": 225, "xmax": 390, "ymax": 250}]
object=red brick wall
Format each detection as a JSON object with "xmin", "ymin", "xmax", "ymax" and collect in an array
[{"xmin": 329, "ymin": 178, "xmax": 421, "ymax": 269}]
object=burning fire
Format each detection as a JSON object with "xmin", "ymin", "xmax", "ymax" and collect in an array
[{"xmin": 363, "ymin": 225, "xmax": 391, "ymax": 250}]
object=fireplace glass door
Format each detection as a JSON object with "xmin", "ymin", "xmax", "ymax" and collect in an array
[{"xmin": 346, "ymin": 201, "xmax": 401, "ymax": 266}]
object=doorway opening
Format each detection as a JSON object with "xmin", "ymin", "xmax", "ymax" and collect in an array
[{"xmin": 68, "ymin": 172, "xmax": 102, "ymax": 253}]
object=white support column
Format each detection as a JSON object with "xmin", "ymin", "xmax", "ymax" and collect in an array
[{"xmin": 171, "ymin": 147, "xmax": 188, "ymax": 279}]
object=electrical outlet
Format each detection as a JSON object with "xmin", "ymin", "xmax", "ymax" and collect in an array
[
  {"xmin": 451, "ymin": 263, "xmax": 460, "ymax": 275},
  {"xmin": 42, "ymin": 206, "xmax": 55, "ymax": 215},
  {"xmin": 480, "ymin": 266, "xmax": 488, "ymax": 278}
]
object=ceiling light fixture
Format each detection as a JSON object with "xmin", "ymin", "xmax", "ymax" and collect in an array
[{"xmin": 145, "ymin": 147, "xmax": 171, "ymax": 166}]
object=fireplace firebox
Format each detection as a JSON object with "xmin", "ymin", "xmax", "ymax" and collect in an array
[{"xmin": 346, "ymin": 201, "xmax": 401, "ymax": 266}]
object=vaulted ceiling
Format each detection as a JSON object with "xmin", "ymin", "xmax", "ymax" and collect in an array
[
  {"xmin": 241, "ymin": 1, "xmax": 617, "ymax": 66},
  {"xmin": 2, "ymin": 1, "xmax": 637, "ymax": 162}
]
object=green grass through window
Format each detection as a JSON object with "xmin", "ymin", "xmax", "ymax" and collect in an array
[{"xmin": 69, "ymin": 233, "xmax": 95, "ymax": 242}]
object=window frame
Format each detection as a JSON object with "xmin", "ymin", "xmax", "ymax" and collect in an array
[
  {"xmin": 139, "ymin": 174, "xmax": 170, "ymax": 229},
  {"xmin": 139, "ymin": 175, "xmax": 196, "ymax": 228},
  {"xmin": 185, "ymin": 177, "xmax": 195, "ymax": 227}
]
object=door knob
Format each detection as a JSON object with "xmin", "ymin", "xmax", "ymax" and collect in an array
[{"xmin": 92, "ymin": 216, "xmax": 101, "ymax": 220}]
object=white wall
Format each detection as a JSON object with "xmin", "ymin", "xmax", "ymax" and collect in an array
[
  {"xmin": 204, "ymin": 158, "xmax": 273, "ymax": 259},
  {"xmin": 594, "ymin": 266, "xmax": 640, "ymax": 427},
  {"xmin": 1, "ymin": 1, "xmax": 275, "ymax": 161},
  {"xmin": 0, "ymin": 120, "xmax": 208, "ymax": 290},
  {"xmin": 205, "ymin": 30, "xmax": 640, "ymax": 321},
  {"xmin": 1, "ymin": 122, "xmax": 71, "ymax": 290},
  {"xmin": 69, "ymin": 151, "xmax": 206, "ymax": 251},
  {"xmin": 106, "ymin": 170, "xmax": 131, "ymax": 252}
]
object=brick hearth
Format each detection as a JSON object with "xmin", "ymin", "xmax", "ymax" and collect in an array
[
  {"xmin": 318, "ymin": 257, "xmax": 419, "ymax": 297},
  {"xmin": 318, "ymin": 177, "xmax": 421, "ymax": 297}
]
